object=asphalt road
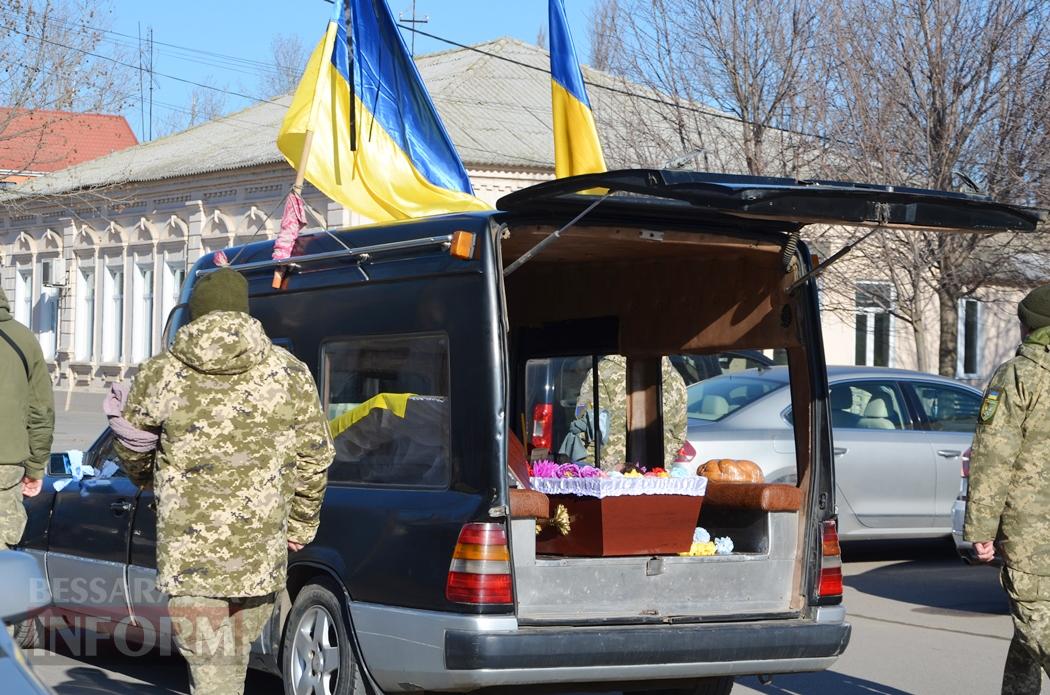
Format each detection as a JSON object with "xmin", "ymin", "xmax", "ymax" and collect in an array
[{"xmin": 26, "ymin": 540, "xmax": 1044, "ymax": 695}]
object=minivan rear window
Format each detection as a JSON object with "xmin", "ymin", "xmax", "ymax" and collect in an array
[{"xmin": 322, "ymin": 334, "xmax": 450, "ymax": 488}]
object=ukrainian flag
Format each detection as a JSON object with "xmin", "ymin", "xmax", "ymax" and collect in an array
[
  {"xmin": 549, "ymin": 0, "xmax": 606, "ymax": 178},
  {"xmin": 277, "ymin": 0, "xmax": 490, "ymax": 221}
]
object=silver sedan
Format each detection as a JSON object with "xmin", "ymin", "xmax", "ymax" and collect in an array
[{"xmin": 686, "ymin": 365, "xmax": 982, "ymax": 540}]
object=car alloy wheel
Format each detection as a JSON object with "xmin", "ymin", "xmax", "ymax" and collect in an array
[
  {"xmin": 290, "ymin": 605, "xmax": 340, "ymax": 695},
  {"xmin": 282, "ymin": 578, "xmax": 364, "ymax": 695}
]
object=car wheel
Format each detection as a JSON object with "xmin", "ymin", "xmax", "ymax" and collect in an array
[
  {"xmin": 643, "ymin": 677, "xmax": 734, "ymax": 695},
  {"xmin": 281, "ymin": 578, "xmax": 365, "ymax": 695},
  {"xmin": 10, "ymin": 617, "xmax": 39, "ymax": 650}
]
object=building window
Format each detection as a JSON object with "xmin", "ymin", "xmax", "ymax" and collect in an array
[
  {"xmin": 161, "ymin": 261, "xmax": 186, "ymax": 329},
  {"xmin": 855, "ymin": 282, "xmax": 893, "ymax": 368},
  {"xmin": 132, "ymin": 263, "xmax": 155, "ymax": 363},
  {"xmin": 957, "ymin": 298, "xmax": 980, "ymax": 378},
  {"xmin": 323, "ymin": 333, "xmax": 450, "ymax": 488},
  {"xmin": 35, "ymin": 259, "xmax": 59, "ymax": 360},
  {"xmin": 102, "ymin": 266, "xmax": 125, "ymax": 362},
  {"xmin": 75, "ymin": 265, "xmax": 96, "ymax": 361},
  {"xmin": 15, "ymin": 267, "xmax": 32, "ymax": 327}
]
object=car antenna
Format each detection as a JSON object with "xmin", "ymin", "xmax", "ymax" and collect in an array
[{"xmin": 503, "ymin": 191, "xmax": 615, "ymax": 276}]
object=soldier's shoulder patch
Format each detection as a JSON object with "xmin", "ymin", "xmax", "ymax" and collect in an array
[{"xmin": 980, "ymin": 389, "xmax": 1001, "ymax": 423}]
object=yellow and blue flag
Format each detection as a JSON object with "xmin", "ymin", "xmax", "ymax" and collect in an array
[
  {"xmin": 549, "ymin": 0, "xmax": 606, "ymax": 178},
  {"xmin": 277, "ymin": 0, "xmax": 489, "ymax": 221}
]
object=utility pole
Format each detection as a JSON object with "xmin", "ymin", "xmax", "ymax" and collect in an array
[
  {"xmin": 148, "ymin": 26, "xmax": 154, "ymax": 141},
  {"xmin": 398, "ymin": 1, "xmax": 429, "ymax": 57},
  {"xmin": 138, "ymin": 23, "xmax": 144, "ymax": 139}
]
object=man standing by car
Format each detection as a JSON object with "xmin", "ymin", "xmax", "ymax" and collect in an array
[
  {"xmin": 965, "ymin": 283, "xmax": 1050, "ymax": 694},
  {"xmin": 115, "ymin": 268, "xmax": 334, "ymax": 695},
  {"xmin": 0, "ymin": 287, "xmax": 53, "ymax": 548}
]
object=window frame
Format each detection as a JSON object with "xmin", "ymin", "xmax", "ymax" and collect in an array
[
  {"xmin": 900, "ymin": 380, "xmax": 982, "ymax": 433},
  {"xmin": 854, "ymin": 281, "xmax": 895, "ymax": 368},
  {"xmin": 956, "ymin": 298, "xmax": 981, "ymax": 379},
  {"xmin": 319, "ymin": 331, "xmax": 452, "ymax": 491}
]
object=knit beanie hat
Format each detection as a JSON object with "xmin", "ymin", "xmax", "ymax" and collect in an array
[
  {"xmin": 189, "ymin": 268, "xmax": 249, "ymax": 320},
  {"xmin": 1018, "ymin": 283, "xmax": 1050, "ymax": 331}
]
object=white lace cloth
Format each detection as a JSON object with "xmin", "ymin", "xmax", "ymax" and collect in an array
[{"xmin": 529, "ymin": 476, "xmax": 708, "ymax": 499}]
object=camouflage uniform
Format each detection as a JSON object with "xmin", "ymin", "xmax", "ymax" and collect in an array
[
  {"xmin": 570, "ymin": 355, "xmax": 687, "ymax": 469},
  {"xmin": 117, "ymin": 310, "xmax": 334, "ymax": 695},
  {"xmin": 0, "ymin": 287, "xmax": 54, "ymax": 548},
  {"xmin": 964, "ymin": 325, "xmax": 1050, "ymax": 694}
]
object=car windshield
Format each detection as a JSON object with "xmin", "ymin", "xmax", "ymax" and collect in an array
[{"xmin": 686, "ymin": 373, "xmax": 785, "ymax": 422}]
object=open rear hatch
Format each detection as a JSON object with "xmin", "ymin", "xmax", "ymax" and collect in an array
[{"xmin": 496, "ymin": 170, "xmax": 1041, "ymax": 625}]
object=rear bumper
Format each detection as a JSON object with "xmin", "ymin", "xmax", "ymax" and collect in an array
[
  {"xmin": 351, "ymin": 601, "xmax": 850, "ymax": 692},
  {"xmin": 446, "ymin": 617, "xmax": 851, "ymax": 670}
]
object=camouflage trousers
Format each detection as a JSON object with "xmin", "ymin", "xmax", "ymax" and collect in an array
[
  {"xmin": 1002, "ymin": 567, "xmax": 1050, "ymax": 694},
  {"xmin": 0, "ymin": 464, "xmax": 27, "ymax": 548},
  {"xmin": 168, "ymin": 594, "xmax": 275, "ymax": 695}
]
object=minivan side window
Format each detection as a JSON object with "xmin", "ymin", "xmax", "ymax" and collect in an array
[
  {"xmin": 909, "ymin": 382, "xmax": 981, "ymax": 432},
  {"xmin": 322, "ymin": 334, "xmax": 450, "ymax": 488}
]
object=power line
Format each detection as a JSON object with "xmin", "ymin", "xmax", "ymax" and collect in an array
[{"xmin": 7, "ymin": 27, "xmax": 286, "ymax": 108}]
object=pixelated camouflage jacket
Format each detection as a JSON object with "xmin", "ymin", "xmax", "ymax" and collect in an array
[
  {"xmin": 116, "ymin": 311, "xmax": 334, "ymax": 597},
  {"xmin": 964, "ymin": 326, "xmax": 1050, "ymax": 575},
  {"xmin": 569, "ymin": 356, "xmax": 687, "ymax": 469}
]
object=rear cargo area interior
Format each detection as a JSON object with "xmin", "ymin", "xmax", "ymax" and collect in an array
[{"xmin": 500, "ymin": 221, "xmax": 814, "ymax": 621}]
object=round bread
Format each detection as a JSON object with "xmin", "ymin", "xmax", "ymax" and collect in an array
[{"xmin": 696, "ymin": 459, "xmax": 764, "ymax": 483}]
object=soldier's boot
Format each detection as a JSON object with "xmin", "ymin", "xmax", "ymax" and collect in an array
[
  {"xmin": 1002, "ymin": 630, "xmax": 1043, "ymax": 695},
  {"xmin": 169, "ymin": 595, "xmax": 275, "ymax": 695}
]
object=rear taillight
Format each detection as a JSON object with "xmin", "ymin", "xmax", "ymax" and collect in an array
[
  {"xmin": 530, "ymin": 403, "xmax": 553, "ymax": 451},
  {"xmin": 817, "ymin": 519, "xmax": 843, "ymax": 603},
  {"xmin": 961, "ymin": 447, "xmax": 972, "ymax": 478},
  {"xmin": 446, "ymin": 523, "xmax": 514, "ymax": 605}
]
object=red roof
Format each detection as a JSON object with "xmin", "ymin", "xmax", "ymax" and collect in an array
[{"xmin": 0, "ymin": 108, "xmax": 137, "ymax": 177}]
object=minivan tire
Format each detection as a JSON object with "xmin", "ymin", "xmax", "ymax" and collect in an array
[
  {"xmin": 644, "ymin": 677, "xmax": 734, "ymax": 695},
  {"xmin": 281, "ymin": 578, "xmax": 365, "ymax": 695}
]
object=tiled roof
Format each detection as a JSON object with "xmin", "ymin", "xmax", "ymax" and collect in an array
[
  {"xmin": 0, "ymin": 108, "xmax": 137, "ymax": 175},
  {"xmin": 10, "ymin": 38, "xmax": 723, "ymax": 197}
]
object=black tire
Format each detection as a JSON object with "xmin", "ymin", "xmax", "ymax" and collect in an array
[
  {"xmin": 281, "ymin": 578, "xmax": 365, "ymax": 695},
  {"xmin": 644, "ymin": 677, "xmax": 734, "ymax": 695},
  {"xmin": 10, "ymin": 617, "xmax": 39, "ymax": 650}
]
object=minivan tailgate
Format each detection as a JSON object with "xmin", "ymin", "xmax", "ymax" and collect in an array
[{"xmin": 497, "ymin": 169, "xmax": 1043, "ymax": 233}]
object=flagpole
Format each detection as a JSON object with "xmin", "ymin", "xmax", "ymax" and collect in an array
[{"xmin": 272, "ymin": 12, "xmax": 341, "ymax": 289}]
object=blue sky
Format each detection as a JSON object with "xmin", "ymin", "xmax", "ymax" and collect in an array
[{"xmin": 99, "ymin": 0, "xmax": 598, "ymax": 140}]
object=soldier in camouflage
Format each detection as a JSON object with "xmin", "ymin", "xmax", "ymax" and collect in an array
[
  {"xmin": 965, "ymin": 284, "xmax": 1050, "ymax": 695},
  {"xmin": 564, "ymin": 355, "xmax": 687, "ymax": 469},
  {"xmin": 116, "ymin": 268, "xmax": 334, "ymax": 695}
]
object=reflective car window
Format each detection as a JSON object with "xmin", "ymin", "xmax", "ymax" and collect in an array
[
  {"xmin": 911, "ymin": 383, "xmax": 981, "ymax": 432},
  {"xmin": 686, "ymin": 374, "xmax": 785, "ymax": 421},
  {"xmin": 830, "ymin": 380, "xmax": 910, "ymax": 430}
]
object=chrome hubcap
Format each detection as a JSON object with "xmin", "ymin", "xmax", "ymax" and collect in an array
[{"xmin": 290, "ymin": 605, "xmax": 340, "ymax": 695}]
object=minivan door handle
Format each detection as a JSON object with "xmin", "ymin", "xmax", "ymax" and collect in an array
[
  {"xmin": 834, "ymin": 447, "xmax": 848, "ymax": 457},
  {"xmin": 937, "ymin": 449, "xmax": 962, "ymax": 458},
  {"xmin": 110, "ymin": 500, "xmax": 132, "ymax": 515}
]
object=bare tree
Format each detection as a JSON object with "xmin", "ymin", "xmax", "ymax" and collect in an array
[
  {"xmin": 600, "ymin": 0, "xmax": 828, "ymax": 177},
  {"xmin": 0, "ymin": 0, "xmax": 135, "ymax": 176},
  {"xmin": 589, "ymin": 0, "xmax": 620, "ymax": 72},
  {"xmin": 826, "ymin": 0, "xmax": 1050, "ymax": 375},
  {"xmin": 154, "ymin": 81, "xmax": 228, "ymax": 138},
  {"xmin": 259, "ymin": 33, "xmax": 309, "ymax": 98},
  {"xmin": 536, "ymin": 25, "xmax": 547, "ymax": 50}
]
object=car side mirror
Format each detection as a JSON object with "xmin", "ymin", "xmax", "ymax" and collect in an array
[
  {"xmin": 48, "ymin": 453, "xmax": 71, "ymax": 478},
  {"xmin": 0, "ymin": 551, "xmax": 50, "ymax": 624}
]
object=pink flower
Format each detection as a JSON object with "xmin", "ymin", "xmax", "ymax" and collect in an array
[
  {"xmin": 557, "ymin": 463, "xmax": 582, "ymax": 478},
  {"xmin": 531, "ymin": 460, "xmax": 560, "ymax": 478},
  {"xmin": 578, "ymin": 465, "xmax": 603, "ymax": 478}
]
